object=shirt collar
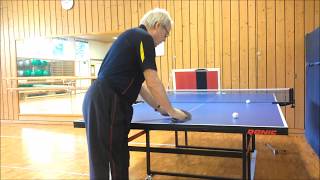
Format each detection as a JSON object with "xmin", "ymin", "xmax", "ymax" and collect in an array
[{"xmin": 139, "ymin": 24, "xmax": 147, "ymax": 31}]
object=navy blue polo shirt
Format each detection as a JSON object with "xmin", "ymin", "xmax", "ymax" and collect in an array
[{"xmin": 97, "ymin": 25, "xmax": 157, "ymax": 104}]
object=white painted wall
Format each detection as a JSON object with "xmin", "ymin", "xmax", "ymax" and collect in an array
[{"xmin": 88, "ymin": 40, "xmax": 112, "ymax": 60}]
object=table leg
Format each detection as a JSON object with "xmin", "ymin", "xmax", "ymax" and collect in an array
[
  {"xmin": 252, "ymin": 134, "xmax": 256, "ymax": 152},
  {"xmin": 242, "ymin": 133, "xmax": 248, "ymax": 180},
  {"xmin": 247, "ymin": 134, "xmax": 251, "ymax": 180},
  {"xmin": 175, "ymin": 131, "xmax": 179, "ymax": 147},
  {"xmin": 184, "ymin": 131, "xmax": 188, "ymax": 146},
  {"xmin": 146, "ymin": 130, "xmax": 151, "ymax": 176}
]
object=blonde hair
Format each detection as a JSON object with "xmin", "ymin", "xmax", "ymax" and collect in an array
[{"xmin": 139, "ymin": 8, "xmax": 173, "ymax": 30}]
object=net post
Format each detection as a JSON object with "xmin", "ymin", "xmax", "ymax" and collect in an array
[{"xmin": 289, "ymin": 88, "xmax": 295, "ymax": 108}]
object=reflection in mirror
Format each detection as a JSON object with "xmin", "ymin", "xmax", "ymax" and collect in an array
[{"xmin": 14, "ymin": 33, "xmax": 118, "ymax": 115}]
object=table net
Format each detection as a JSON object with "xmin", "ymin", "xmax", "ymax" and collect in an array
[{"xmin": 165, "ymin": 88, "xmax": 294, "ymax": 106}]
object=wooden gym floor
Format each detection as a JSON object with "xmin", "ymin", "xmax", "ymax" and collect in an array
[{"xmin": 1, "ymin": 122, "xmax": 319, "ymax": 180}]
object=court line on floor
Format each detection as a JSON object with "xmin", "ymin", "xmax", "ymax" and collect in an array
[{"xmin": 1, "ymin": 165, "xmax": 89, "ymax": 177}]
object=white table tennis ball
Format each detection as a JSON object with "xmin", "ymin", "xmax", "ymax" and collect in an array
[
  {"xmin": 246, "ymin": 99, "xmax": 251, "ymax": 104},
  {"xmin": 232, "ymin": 112, "xmax": 239, "ymax": 119}
]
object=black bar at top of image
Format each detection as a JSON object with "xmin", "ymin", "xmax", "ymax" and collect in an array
[{"xmin": 196, "ymin": 69, "xmax": 207, "ymax": 89}]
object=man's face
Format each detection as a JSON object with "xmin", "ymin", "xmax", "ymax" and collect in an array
[{"xmin": 151, "ymin": 23, "xmax": 170, "ymax": 47}]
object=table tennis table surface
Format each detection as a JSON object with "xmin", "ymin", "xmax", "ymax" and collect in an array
[
  {"xmin": 131, "ymin": 90, "xmax": 288, "ymax": 134},
  {"xmin": 72, "ymin": 90, "xmax": 290, "ymax": 179}
]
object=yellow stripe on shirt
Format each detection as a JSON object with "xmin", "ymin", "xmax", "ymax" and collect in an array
[{"xmin": 140, "ymin": 41, "xmax": 145, "ymax": 63}]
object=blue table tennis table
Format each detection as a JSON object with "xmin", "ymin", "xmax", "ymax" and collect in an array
[{"xmin": 74, "ymin": 89, "xmax": 293, "ymax": 180}]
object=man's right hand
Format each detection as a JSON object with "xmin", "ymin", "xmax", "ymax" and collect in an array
[{"xmin": 168, "ymin": 108, "xmax": 189, "ymax": 120}]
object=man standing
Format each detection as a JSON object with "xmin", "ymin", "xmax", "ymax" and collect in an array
[{"xmin": 82, "ymin": 8, "xmax": 189, "ymax": 180}]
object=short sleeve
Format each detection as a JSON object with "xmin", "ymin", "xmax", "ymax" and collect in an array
[{"xmin": 138, "ymin": 35, "xmax": 157, "ymax": 71}]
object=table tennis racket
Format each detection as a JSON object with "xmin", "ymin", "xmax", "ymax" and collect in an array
[{"xmin": 171, "ymin": 109, "xmax": 192, "ymax": 123}]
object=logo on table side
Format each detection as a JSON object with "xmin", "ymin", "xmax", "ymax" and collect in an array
[{"xmin": 247, "ymin": 129, "xmax": 277, "ymax": 135}]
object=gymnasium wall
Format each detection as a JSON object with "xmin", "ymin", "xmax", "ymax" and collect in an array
[{"xmin": 0, "ymin": 0, "xmax": 319, "ymax": 131}]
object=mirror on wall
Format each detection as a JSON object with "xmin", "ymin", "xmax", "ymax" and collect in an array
[{"xmin": 14, "ymin": 33, "xmax": 118, "ymax": 115}]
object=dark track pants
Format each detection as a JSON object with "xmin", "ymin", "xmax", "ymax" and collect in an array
[{"xmin": 82, "ymin": 80, "xmax": 133, "ymax": 180}]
